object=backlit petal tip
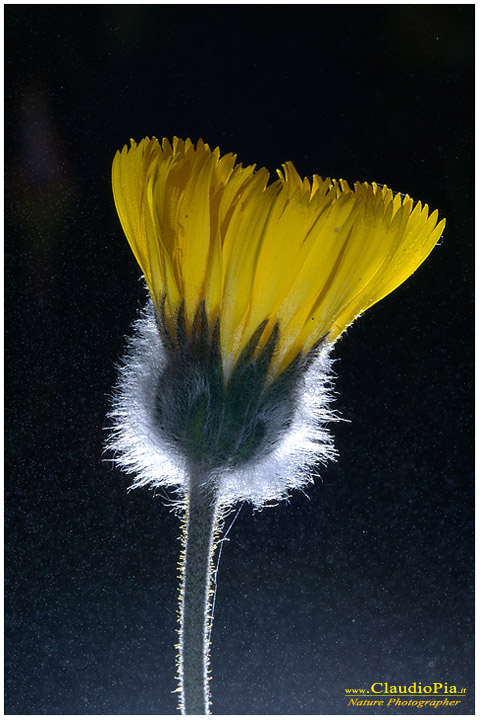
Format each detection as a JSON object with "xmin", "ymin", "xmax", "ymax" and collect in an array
[{"xmin": 112, "ymin": 137, "xmax": 445, "ymax": 380}]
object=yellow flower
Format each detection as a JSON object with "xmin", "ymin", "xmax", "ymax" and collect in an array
[
  {"xmin": 112, "ymin": 137, "xmax": 445, "ymax": 380},
  {"xmin": 109, "ymin": 136, "xmax": 447, "ymax": 715}
]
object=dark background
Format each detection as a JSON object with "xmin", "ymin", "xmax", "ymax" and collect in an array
[{"xmin": 5, "ymin": 4, "xmax": 474, "ymax": 715}]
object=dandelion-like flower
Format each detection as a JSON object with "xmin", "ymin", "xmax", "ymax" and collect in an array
[{"xmin": 107, "ymin": 136, "xmax": 445, "ymax": 714}]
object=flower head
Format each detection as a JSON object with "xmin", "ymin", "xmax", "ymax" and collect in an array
[{"xmin": 109, "ymin": 137, "xmax": 445, "ymax": 506}]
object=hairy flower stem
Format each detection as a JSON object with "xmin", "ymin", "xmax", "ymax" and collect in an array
[{"xmin": 178, "ymin": 474, "xmax": 220, "ymax": 715}]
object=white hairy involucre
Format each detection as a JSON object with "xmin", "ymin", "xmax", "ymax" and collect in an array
[{"xmin": 106, "ymin": 302, "xmax": 338, "ymax": 509}]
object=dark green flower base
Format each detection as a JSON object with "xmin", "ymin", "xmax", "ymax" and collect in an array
[{"xmin": 154, "ymin": 300, "xmax": 312, "ymax": 470}]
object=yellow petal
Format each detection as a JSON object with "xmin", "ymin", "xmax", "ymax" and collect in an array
[{"xmin": 219, "ymin": 175, "xmax": 280, "ymax": 374}]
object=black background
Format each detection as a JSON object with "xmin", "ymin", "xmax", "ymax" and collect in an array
[{"xmin": 5, "ymin": 4, "xmax": 474, "ymax": 715}]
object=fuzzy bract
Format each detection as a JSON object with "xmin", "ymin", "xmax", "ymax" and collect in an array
[{"xmin": 107, "ymin": 302, "xmax": 337, "ymax": 508}]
